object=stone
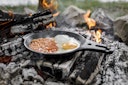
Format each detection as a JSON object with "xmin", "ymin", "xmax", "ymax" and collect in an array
[
  {"xmin": 91, "ymin": 8, "xmax": 114, "ymax": 35},
  {"xmin": 11, "ymin": 75, "xmax": 23, "ymax": 85},
  {"xmin": 114, "ymin": 15, "xmax": 128, "ymax": 45},
  {"xmin": 11, "ymin": 51, "xmax": 17, "ymax": 56},
  {"xmin": 57, "ymin": 5, "xmax": 86, "ymax": 27}
]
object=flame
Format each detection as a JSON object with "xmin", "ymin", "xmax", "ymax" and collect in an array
[
  {"xmin": 94, "ymin": 29, "xmax": 102, "ymax": 43},
  {"xmin": 84, "ymin": 10, "xmax": 102, "ymax": 43},
  {"xmin": 42, "ymin": 0, "xmax": 58, "ymax": 11},
  {"xmin": 46, "ymin": 23, "xmax": 53, "ymax": 28},
  {"xmin": 53, "ymin": 12, "xmax": 60, "ymax": 17},
  {"xmin": 83, "ymin": 10, "xmax": 96, "ymax": 29},
  {"xmin": 46, "ymin": 22, "xmax": 56, "ymax": 29}
]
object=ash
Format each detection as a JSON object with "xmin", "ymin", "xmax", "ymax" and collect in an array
[
  {"xmin": 94, "ymin": 38, "xmax": 128, "ymax": 85},
  {"xmin": 0, "ymin": 29, "xmax": 128, "ymax": 85}
]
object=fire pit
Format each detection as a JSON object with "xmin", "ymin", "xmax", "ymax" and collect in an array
[{"xmin": 0, "ymin": 4, "xmax": 128, "ymax": 85}]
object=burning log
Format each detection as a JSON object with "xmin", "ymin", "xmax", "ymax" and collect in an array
[
  {"xmin": 0, "ymin": 9, "xmax": 55, "ymax": 38},
  {"xmin": 38, "ymin": 0, "xmax": 59, "ymax": 29}
]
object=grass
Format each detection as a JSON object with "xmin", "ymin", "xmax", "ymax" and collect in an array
[
  {"xmin": 59, "ymin": 0, "xmax": 128, "ymax": 10},
  {"xmin": 1, "ymin": 0, "xmax": 128, "ymax": 19}
]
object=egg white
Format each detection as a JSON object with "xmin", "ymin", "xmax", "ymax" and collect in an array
[{"xmin": 54, "ymin": 35, "xmax": 80, "ymax": 53}]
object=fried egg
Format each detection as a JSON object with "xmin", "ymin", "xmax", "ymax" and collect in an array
[{"xmin": 54, "ymin": 35, "xmax": 80, "ymax": 53}]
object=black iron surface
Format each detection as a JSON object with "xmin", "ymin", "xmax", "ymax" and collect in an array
[{"xmin": 24, "ymin": 29, "xmax": 113, "ymax": 56}]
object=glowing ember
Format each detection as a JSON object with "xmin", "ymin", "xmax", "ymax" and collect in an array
[
  {"xmin": 0, "ymin": 56, "xmax": 12, "ymax": 63},
  {"xmin": 84, "ymin": 10, "xmax": 96, "ymax": 29}
]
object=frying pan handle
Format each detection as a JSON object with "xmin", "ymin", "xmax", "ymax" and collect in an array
[{"xmin": 80, "ymin": 39, "xmax": 113, "ymax": 53}]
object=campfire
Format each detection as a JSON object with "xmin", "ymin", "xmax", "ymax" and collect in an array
[
  {"xmin": 39, "ymin": 0, "xmax": 59, "ymax": 29},
  {"xmin": 0, "ymin": 1, "xmax": 128, "ymax": 85},
  {"xmin": 83, "ymin": 10, "xmax": 102, "ymax": 43}
]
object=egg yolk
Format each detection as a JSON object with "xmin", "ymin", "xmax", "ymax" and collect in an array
[{"xmin": 62, "ymin": 42, "xmax": 78, "ymax": 50}]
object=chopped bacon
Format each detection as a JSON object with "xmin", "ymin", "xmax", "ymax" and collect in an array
[{"xmin": 29, "ymin": 38, "xmax": 58, "ymax": 53}]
